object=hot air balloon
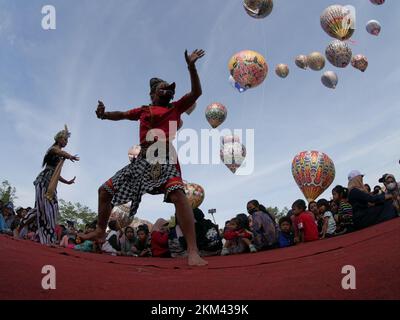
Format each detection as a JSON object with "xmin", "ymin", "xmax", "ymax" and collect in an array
[
  {"xmin": 321, "ymin": 71, "xmax": 338, "ymax": 89},
  {"xmin": 128, "ymin": 145, "xmax": 141, "ymax": 161},
  {"xmin": 366, "ymin": 20, "xmax": 381, "ymax": 36},
  {"xmin": 223, "ymin": 135, "xmax": 241, "ymax": 144},
  {"xmin": 275, "ymin": 64, "xmax": 289, "ymax": 78},
  {"xmin": 320, "ymin": 5, "xmax": 355, "ymax": 41},
  {"xmin": 184, "ymin": 182, "xmax": 205, "ymax": 209},
  {"xmin": 228, "ymin": 50, "xmax": 268, "ymax": 89},
  {"xmin": 243, "ymin": 0, "xmax": 273, "ymax": 19},
  {"xmin": 370, "ymin": 0, "xmax": 385, "ymax": 5},
  {"xmin": 295, "ymin": 55, "xmax": 308, "ymax": 70},
  {"xmin": 220, "ymin": 136, "xmax": 246, "ymax": 174},
  {"xmin": 351, "ymin": 54, "xmax": 368, "ymax": 72},
  {"xmin": 307, "ymin": 52, "xmax": 326, "ymax": 71},
  {"xmin": 325, "ymin": 40, "xmax": 352, "ymax": 68},
  {"xmin": 205, "ymin": 103, "xmax": 227, "ymax": 129},
  {"xmin": 291, "ymin": 151, "xmax": 336, "ymax": 203},
  {"xmin": 110, "ymin": 204, "xmax": 134, "ymax": 228},
  {"xmin": 229, "ymin": 75, "xmax": 247, "ymax": 93},
  {"xmin": 185, "ymin": 102, "xmax": 197, "ymax": 115}
]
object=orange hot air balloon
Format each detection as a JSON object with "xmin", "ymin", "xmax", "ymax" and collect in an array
[{"xmin": 291, "ymin": 151, "xmax": 336, "ymax": 202}]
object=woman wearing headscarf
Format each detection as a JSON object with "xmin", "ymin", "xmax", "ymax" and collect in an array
[
  {"xmin": 81, "ymin": 49, "xmax": 207, "ymax": 266},
  {"xmin": 120, "ymin": 226, "xmax": 137, "ymax": 256},
  {"xmin": 17, "ymin": 125, "xmax": 79, "ymax": 244},
  {"xmin": 347, "ymin": 170, "xmax": 397, "ymax": 230},
  {"xmin": 247, "ymin": 200, "xmax": 278, "ymax": 250}
]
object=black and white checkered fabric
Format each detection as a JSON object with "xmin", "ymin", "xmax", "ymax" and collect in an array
[{"xmin": 103, "ymin": 157, "xmax": 184, "ymax": 217}]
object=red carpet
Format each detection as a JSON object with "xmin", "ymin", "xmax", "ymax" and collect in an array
[{"xmin": 1, "ymin": 218, "xmax": 399, "ymax": 300}]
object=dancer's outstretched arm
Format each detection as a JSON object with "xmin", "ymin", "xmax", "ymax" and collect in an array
[
  {"xmin": 184, "ymin": 49, "xmax": 205, "ymax": 104},
  {"xmin": 50, "ymin": 147, "xmax": 79, "ymax": 162},
  {"xmin": 59, "ymin": 176, "xmax": 76, "ymax": 185},
  {"xmin": 96, "ymin": 100, "xmax": 139, "ymax": 121}
]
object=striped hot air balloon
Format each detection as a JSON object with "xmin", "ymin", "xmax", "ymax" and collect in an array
[{"xmin": 320, "ymin": 5, "xmax": 355, "ymax": 41}]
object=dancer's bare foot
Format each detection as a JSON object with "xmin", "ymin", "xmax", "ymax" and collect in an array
[
  {"xmin": 78, "ymin": 227, "xmax": 105, "ymax": 241},
  {"xmin": 188, "ymin": 251, "xmax": 208, "ymax": 266}
]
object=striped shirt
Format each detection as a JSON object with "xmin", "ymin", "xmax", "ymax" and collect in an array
[{"xmin": 339, "ymin": 200, "xmax": 353, "ymax": 216}]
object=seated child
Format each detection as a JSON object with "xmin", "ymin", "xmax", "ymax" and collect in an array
[
  {"xmin": 332, "ymin": 185, "xmax": 354, "ymax": 233},
  {"xmin": 151, "ymin": 219, "xmax": 171, "ymax": 258},
  {"xmin": 120, "ymin": 226, "xmax": 137, "ymax": 256},
  {"xmin": 194, "ymin": 209, "xmax": 222, "ymax": 256},
  {"xmin": 134, "ymin": 225, "xmax": 151, "ymax": 257},
  {"xmin": 317, "ymin": 199, "xmax": 337, "ymax": 239},
  {"xmin": 221, "ymin": 218, "xmax": 257, "ymax": 256},
  {"xmin": 74, "ymin": 221, "xmax": 97, "ymax": 253},
  {"xmin": 278, "ymin": 217, "xmax": 295, "ymax": 248},
  {"xmin": 292, "ymin": 199, "xmax": 319, "ymax": 243},
  {"xmin": 101, "ymin": 220, "xmax": 122, "ymax": 255}
]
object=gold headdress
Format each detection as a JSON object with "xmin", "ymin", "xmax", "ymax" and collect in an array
[{"xmin": 54, "ymin": 124, "xmax": 71, "ymax": 142}]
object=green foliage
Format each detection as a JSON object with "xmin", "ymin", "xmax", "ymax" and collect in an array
[
  {"xmin": 0, "ymin": 180, "xmax": 17, "ymax": 204},
  {"xmin": 265, "ymin": 206, "xmax": 290, "ymax": 222},
  {"xmin": 168, "ymin": 215, "xmax": 176, "ymax": 228},
  {"xmin": 58, "ymin": 199, "xmax": 97, "ymax": 230}
]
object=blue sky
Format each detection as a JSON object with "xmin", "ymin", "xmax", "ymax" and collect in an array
[{"xmin": 1, "ymin": 0, "xmax": 399, "ymax": 227}]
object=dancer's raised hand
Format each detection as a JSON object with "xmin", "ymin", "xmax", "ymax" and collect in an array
[
  {"xmin": 96, "ymin": 100, "xmax": 106, "ymax": 119},
  {"xmin": 67, "ymin": 176, "xmax": 76, "ymax": 185},
  {"xmin": 185, "ymin": 49, "xmax": 205, "ymax": 68}
]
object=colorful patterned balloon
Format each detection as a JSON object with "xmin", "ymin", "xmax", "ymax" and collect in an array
[
  {"xmin": 220, "ymin": 136, "xmax": 247, "ymax": 174},
  {"xmin": 205, "ymin": 103, "xmax": 227, "ymax": 129},
  {"xmin": 351, "ymin": 54, "xmax": 369, "ymax": 72},
  {"xmin": 275, "ymin": 64, "xmax": 289, "ymax": 78},
  {"xmin": 321, "ymin": 71, "xmax": 338, "ymax": 89},
  {"xmin": 295, "ymin": 55, "xmax": 308, "ymax": 70},
  {"xmin": 291, "ymin": 151, "xmax": 336, "ymax": 202},
  {"xmin": 228, "ymin": 50, "xmax": 268, "ymax": 89},
  {"xmin": 320, "ymin": 5, "xmax": 355, "ymax": 41},
  {"xmin": 307, "ymin": 52, "xmax": 326, "ymax": 71},
  {"xmin": 370, "ymin": 0, "xmax": 385, "ymax": 5},
  {"xmin": 184, "ymin": 182, "xmax": 205, "ymax": 209},
  {"xmin": 366, "ymin": 20, "xmax": 381, "ymax": 36},
  {"xmin": 325, "ymin": 40, "xmax": 352, "ymax": 68},
  {"xmin": 243, "ymin": 0, "xmax": 273, "ymax": 19},
  {"xmin": 110, "ymin": 204, "xmax": 134, "ymax": 228}
]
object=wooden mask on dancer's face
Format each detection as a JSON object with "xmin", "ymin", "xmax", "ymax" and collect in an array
[{"xmin": 150, "ymin": 78, "xmax": 175, "ymax": 106}]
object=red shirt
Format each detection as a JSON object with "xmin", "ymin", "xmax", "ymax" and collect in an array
[
  {"xmin": 150, "ymin": 231, "xmax": 170, "ymax": 257},
  {"xmin": 125, "ymin": 94, "xmax": 194, "ymax": 144},
  {"xmin": 224, "ymin": 228, "xmax": 252, "ymax": 240},
  {"xmin": 297, "ymin": 211, "xmax": 319, "ymax": 242}
]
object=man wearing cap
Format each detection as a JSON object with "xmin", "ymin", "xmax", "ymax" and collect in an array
[
  {"xmin": 379, "ymin": 174, "xmax": 400, "ymax": 214},
  {"xmin": 347, "ymin": 170, "xmax": 398, "ymax": 229}
]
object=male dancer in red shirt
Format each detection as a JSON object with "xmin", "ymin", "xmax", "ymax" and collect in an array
[{"xmin": 81, "ymin": 50, "xmax": 207, "ymax": 266}]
